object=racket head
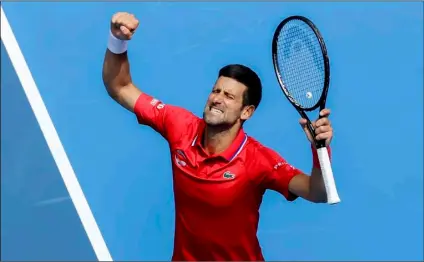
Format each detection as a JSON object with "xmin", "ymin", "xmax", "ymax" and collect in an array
[{"xmin": 272, "ymin": 15, "xmax": 330, "ymax": 112}]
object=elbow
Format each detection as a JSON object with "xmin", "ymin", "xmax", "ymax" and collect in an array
[
  {"xmin": 102, "ymin": 75, "xmax": 132, "ymax": 100},
  {"xmin": 102, "ymin": 71, "xmax": 116, "ymax": 92},
  {"xmin": 307, "ymin": 192, "xmax": 328, "ymax": 203},
  {"xmin": 102, "ymin": 72, "xmax": 113, "ymax": 94},
  {"xmin": 312, "ymin": 197, "xmax": 327, "ymax": 204},
  {"xmin": 103, "ymin": 81, "xmax": 118, "ymax": 99},
  {"xmin": 106, "ymin": 87, "xmax": 119, "ymax": 101},
  {"xmin": 102, "ymin": 74, "xmax": 124, "ymax": 100}
]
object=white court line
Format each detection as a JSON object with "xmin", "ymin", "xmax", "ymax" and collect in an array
[{"xmin": 0, "ymin": 7, "xmax": 113, "ymax": 261}]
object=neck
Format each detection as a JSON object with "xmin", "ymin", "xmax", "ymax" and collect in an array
[{"xmin": 203, "ymin": 123, "xmax": 241, "ymax": 156}]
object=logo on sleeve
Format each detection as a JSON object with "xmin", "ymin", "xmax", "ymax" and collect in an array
[
  {"xmin": 274, "ymin": 161, "xmax": 295, "ymax": 171},
  {"xmin": 150, "ymin": 98, "xmax": 159, "ymax": 106},
  {"xmin": 150, "ymin": 98, "xmax": 165, "ymax": 110}
]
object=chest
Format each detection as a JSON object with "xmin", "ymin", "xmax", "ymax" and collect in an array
[{"xmin": 170, "ymin": 147, "xmax": 255, "ymax": 208}]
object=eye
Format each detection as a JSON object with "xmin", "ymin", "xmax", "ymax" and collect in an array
[{"xmin": 225, "ymin": 92, "xmax": 235, "ymax": 100}]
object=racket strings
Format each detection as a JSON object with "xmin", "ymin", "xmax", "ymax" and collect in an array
[{"xmin": 275, "ymin": 19, "xmax": 325, "ymax": 109}]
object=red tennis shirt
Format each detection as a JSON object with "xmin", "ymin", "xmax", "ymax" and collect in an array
[{"xmin": 134, "ymin": 93, "xmax": 304, "ymax": 261}]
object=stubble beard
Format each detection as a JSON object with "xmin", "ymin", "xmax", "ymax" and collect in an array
[{"xmin": 203, "ymin": 110, "xmax": 233, "ymax": 131}]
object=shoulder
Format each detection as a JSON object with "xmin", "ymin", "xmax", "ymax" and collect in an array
[
  {"xmin": 133, "ymin": 92, "xmax": 201, "ymax": 143},
  {"xmin": 134, "ymin": 92, "xmax": 198, "ymax": 121},
  {"xmin": 242, "ymin": 136, "xmax": 303, "ymax": 200},
  {"xmin": 243, "ymin": 136, "xmax": 301, "ymax": 179},
  {"xmin": 243, "ymin": 137, "xmax": 285, "ymax": 172}
]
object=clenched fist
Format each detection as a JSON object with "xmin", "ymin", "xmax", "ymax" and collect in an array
[
  {"xmin": 299, "ymin": 108, "xmax": 334, "ymax": 147},
  {"xmin": 111, "ymin": 12, "xmax": 139, "ymax": 40}
]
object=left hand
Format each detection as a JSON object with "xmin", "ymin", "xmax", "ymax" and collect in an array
[{"xmin": 299, "ymin": 108, "xmax": 333, "ymax": 147}]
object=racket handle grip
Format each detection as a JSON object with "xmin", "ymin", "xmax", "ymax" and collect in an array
[{"xmin": 316, "ymin": 147, "xmax": 341, "ymax": 204}]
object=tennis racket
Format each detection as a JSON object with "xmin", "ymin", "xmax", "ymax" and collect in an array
[{"xmin": 271, "ymin": 15, "xmax": 340, "ymax": 205}]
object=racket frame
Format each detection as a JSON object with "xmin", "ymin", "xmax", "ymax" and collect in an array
[{"xmin": 271, "ymin": 15, "xmax": 341, "ymax": 204}]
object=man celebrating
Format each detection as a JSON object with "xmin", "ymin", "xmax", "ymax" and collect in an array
[{"xmin": 103, "ymin": 12, "xmax": 334, "ymax": 261}]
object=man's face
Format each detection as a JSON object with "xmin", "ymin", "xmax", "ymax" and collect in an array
[{"xmin": 203, "ymin": 76, "xmax": 253, "ymax": 127}]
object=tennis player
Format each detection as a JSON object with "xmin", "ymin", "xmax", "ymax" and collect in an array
[{"xmin": 103, "ymin": 12, "xmax": 334, "ymax": 261}]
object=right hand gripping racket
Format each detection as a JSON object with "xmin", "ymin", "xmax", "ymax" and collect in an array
[{"xmin": 271, "ymin": 15, "xmax": 341, "ymax": 205}]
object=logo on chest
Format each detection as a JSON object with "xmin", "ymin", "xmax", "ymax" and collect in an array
[
  {"xmin": 222, "ymin": 170, "xmax": 236, "ymax": 179},
  {"xmin": 175, "ymin": 150, "xmax": 188, "ymax": 167}
]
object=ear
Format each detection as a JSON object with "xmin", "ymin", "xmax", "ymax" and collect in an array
[{"xmin": 240, "ymin": 105, "xmax": 255, "ymax": 121}]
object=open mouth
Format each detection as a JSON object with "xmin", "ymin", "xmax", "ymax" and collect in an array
[{"xmin": 210, "ymin": 107, "xmax": 223, "ymax": 114}]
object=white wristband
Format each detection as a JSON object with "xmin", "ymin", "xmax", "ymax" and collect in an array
[{"xmin": 107, "ymin": 31, "xmax": 128, "ymax": 54}]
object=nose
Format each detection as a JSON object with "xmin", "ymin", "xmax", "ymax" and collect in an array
[{"xmin": 211, "ymin": 92, "xmax": 224, "ymax": 104}]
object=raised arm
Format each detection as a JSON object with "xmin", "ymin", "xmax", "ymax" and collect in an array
[
  {"xmin": 258, "ymin": 109, "xmax": 334, "ymax": 203},
  {"xmin": 101, "ymin": 12, "xmax": 199, "ymax": 144},
  {"xmin": 287, "ymin": 109, "xmax": 334, "ymax": 203},
  {"xmin": 102, "ymin": 12, "xmax": 142, "ymax": 112}
]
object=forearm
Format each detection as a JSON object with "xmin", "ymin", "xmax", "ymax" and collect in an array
[
  {"xmin": 309, "ymin": 166, "xmax": 327, "ymax": 203},
  {"xmin": 102, "ymin": 49, "xmax": 132, "ymax": 94},
  {"xmin": 102, "ymin": 33, "xmax": 142, "ymax": 112},
  {"xmin": 101, "ymin": 13, "xmax": 143, "ymax": 112}
]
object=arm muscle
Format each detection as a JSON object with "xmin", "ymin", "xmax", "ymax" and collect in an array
[
  {"xmin": 102, "ymin": 49, "xmax": 141, "ymax": 112},
  {"xmin": 288, "ymin": 167, "xmax": 327, "ymax": 203}
]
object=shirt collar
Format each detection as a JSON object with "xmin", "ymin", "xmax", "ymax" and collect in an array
[{"xmin": 192, "ymin": 120, "xmax": 248, "ymax": 162}]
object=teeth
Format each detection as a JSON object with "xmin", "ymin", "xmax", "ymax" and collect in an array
[{"xmin": 211, "ymin": 108, "xmax": 222, "ymax": 114}]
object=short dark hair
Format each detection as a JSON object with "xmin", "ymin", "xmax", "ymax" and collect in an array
[{"xmin": 218, "ymin": 64, "xmax": 262, "ymax": 109}]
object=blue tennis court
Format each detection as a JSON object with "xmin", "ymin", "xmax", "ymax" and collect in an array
[{"xmin": 1, "ymin": 2, "xmax": 423, "ymax": 261}]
